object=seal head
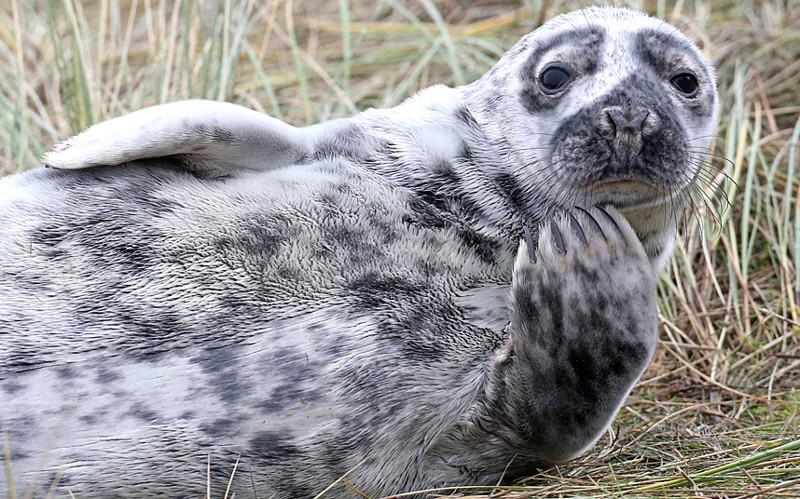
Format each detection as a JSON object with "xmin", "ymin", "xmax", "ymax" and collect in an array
[{"xmin": 461, "ymin": 6, "xmax": 718, "ymax": 268}]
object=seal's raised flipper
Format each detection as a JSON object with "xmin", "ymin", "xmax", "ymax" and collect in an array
[{"xmin": 43, "ymin": 100, "xmax": 312, "ymax": 177}]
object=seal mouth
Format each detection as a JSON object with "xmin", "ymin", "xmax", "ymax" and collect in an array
[{"xmin": 586, "ymin": 179, "xmax": 670, "ymax": 209}]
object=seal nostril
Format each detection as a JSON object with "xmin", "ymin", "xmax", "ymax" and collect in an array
[
  {"xmin": 641, "ymin": 111, "xmax": 661, "ymax": 137},
  {"xmin": 605, "ymin": 109, "xmax": 622, "ymax": 135},
  {"xmin": 600, "ymin": 109, "xmax": 618, "ymax": 138},
  {"xmin": 602, "ymin": 107, "xmax": 657, "ymax": 144},
  {"xmin": 629, "ymin": 111, "xmax": 648, "ymax": 131}
]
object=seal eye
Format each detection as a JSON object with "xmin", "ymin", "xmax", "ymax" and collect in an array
[
  {"xmin": 670, "ymin": 71, "xmax": 699, "ymax": 97},
  {"xmin": 539, "ymin": 64, "xmax": 573, "ymax": 95}
]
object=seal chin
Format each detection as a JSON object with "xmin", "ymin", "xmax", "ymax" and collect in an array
[{"xmin": 585, "ymin": 179, "xmax": 669, "ymax": 209}]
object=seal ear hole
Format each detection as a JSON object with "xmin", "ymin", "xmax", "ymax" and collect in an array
[
  {"xmin": 538, "ymin": 64, "xmax": 574, "ymax": 95},
  {"xmin": 670, "ymin": 70, "xmax": 699, "ymax": 98}
]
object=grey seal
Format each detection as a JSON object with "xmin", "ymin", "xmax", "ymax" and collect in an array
[{"xmin": 0, "ymin": 6, "xmax": 718, "ymax": 498}]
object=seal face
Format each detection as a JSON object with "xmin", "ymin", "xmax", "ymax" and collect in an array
[
  {"xmin": 461, "ymin": 7, "xmax": 717, "ymax": 267},
  {"xmin": 0, "ymin": 6, "xmax": 718, "ymax": 498}
]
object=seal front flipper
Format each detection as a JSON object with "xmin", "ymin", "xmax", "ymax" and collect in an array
[
  {"xmin": 428, "ymin": 206, "xmax": 658, "ymax": 479},
  {"xmin": 505, "ymin": 206, "xmax": 658, "ymax": 464},
  {"xmin": 42, "ymin": 100, "xmax": 313, "ymax": 178}
]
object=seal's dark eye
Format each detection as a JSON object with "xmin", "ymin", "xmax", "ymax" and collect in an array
[
  {"xmin": 539, "ymin": 64, "xmax": 573, "ymax": 95},
  {"xmin": 670, "ymin": 71, "xmax": 699, "ymax": 97}
]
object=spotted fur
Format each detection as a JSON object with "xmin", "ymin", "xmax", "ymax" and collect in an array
[{"xmin": 1, "ymin": 7, "xmax": 718, "ymax": 498}]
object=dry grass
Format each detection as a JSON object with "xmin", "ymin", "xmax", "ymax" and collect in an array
[{"xmin": 1, "ymin": 0, "xmax": 799, "ymax": 498}]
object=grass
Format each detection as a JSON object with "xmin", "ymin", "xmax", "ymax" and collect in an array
[{"xmin": 1, "ymin": 0, "xmax": 799, "ymax": 497}]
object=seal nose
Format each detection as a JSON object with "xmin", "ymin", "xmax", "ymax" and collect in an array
[
  {"xmin": 599, "ymin": 107, "xmax": 660, "ymax": 152},
  {"xmin": 606, "ymin": 109, "xmax": 647, "ymax": 136}
]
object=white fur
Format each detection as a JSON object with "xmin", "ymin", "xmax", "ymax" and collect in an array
[{"xmin": 43, "ymin": 100, "xmax": 313, "ymax": 174}]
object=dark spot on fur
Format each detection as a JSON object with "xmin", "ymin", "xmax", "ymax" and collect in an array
[
  {"xmin": 200, "ymin": 418, "xmax": 239, "ymax": 438},
  {"xmin": 409, "ymin": 160, "xmax": 458, "ymax": 216},
  {"xmin": 112, "ymin": 390, "xmax": 129, "ymax": 400},
  {"xmin": 539, "ymin": 286, "xmax": 564, "ymax": 337},
  {"xmin": 276, "ymin": 264, "xmax": 302, "ymax": 281},
  {"xmin": 457, "ymin": 142, "xmax": 474, "ymax": 163},
  {"xmin": 213, "ymin": 216, "xmax": 288, "ymax": 263},
  {"xmin": 494, "ymin": 172, "xmax": 531, "ymax": 216},
  {"xmin": 457, "ymin": 196, "xmax": 488, "ymax": 223},
  {"xmin": 268, "ymin": 383, "xmax": 302, "ymax": 405},
  {"xmin": 194, "ymin": 347, "xmax": 252, "ymax": 404},
  {"xmin": 635, "ymin": 30, "xmax": 715, "ymax": 117},
  {"xmin": 432, "ymin": 159, "xmax": 458, "ymax": 185},
  {"xmin": 404, "ymin": 196, "xmax": 448, "ymax": 230},
  {"xmin": 192, "ymin": 123, "xmax": 210, "ymax": 136},
  {"xmin": 56, "ymin": 365, "xmax": 78, "ymax": 380},
  {"xmin": 607, "ymin": 340, "xmax": 648, "ymax": 376},
  {"xmin": 104, "ymin": 310, "xmax": 186, "ymax": 358},
  {"xmin": 79, "ymin": 414, "xmax": 97, "ymax": 425},
  {"xmin": 313, "ymin": 123, "xmax": 368, "ymax": 161},
  {"xmin": 347, "ymin": 272, "xmax": 425, "ymax": 310},
  {"xmin": 254, "ymin": 398, "xmax": 283, "ymax": 414},
  {"xmin": 456, "ymin": 227, "xmax": 498, "ymax": 265},
  {"xmin": 455, "ymin": 106, "xmax": 479, "ymax": 128},
  {"xmin": 519, "ymin": 27, "xmax": 605, "ymax": 114},
  {"xmin": 511, "ymin": 277, "xmax": 540, "ymax": 329},
  {"xmin": 128, "ymin": 402, "xmax": 159, "ymax": 422},
  {"xmin": 3, "ymin": 416, "xmax": 36, "ymax": 452},
  {"xmin": 249, "ymin": 432, "xmax": 301, "ymax": 462},
  {"xmin": 95, "ymin": 367, "xmax": 121, "ymax": 384},
  {"xmin": 2, "ymin": 381, "xmax": 26, "ymax": 394},
  {"xmin": 595, "ymin": 294, "xmax": 608, "ymax": 312},
  {"xmin": 29, "ymin": 225, "xmax": 72, "ymax": 259},
  {"xmin": 213, "ymin": 127, "xmax": 237, "ymax": 143},
  {"xmin": 567, "ymin": 345, "xmax": 599, "ymax": 405},
  {"xmin": 635, "ymin": 29, "xmax": 702, "ymax": 75}
]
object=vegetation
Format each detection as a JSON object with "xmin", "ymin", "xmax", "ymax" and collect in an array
[{"xmin": 1, "ymin": 0, "xmax": 798, "ymax": 497}]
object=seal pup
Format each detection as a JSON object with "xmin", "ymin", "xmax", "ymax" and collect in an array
[{"xmin": 1, "ymin": 6, "xmax": 718, "ymax": 498}]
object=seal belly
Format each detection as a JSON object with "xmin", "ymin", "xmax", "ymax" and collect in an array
[{"xmin": 0, "ymin": 161, "xmax": 508, "ymax": 497}]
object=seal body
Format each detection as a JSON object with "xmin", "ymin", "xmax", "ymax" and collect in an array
[{"xmin": 0, "ymin": 7, "xmax": 717, "ymax": 498}]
